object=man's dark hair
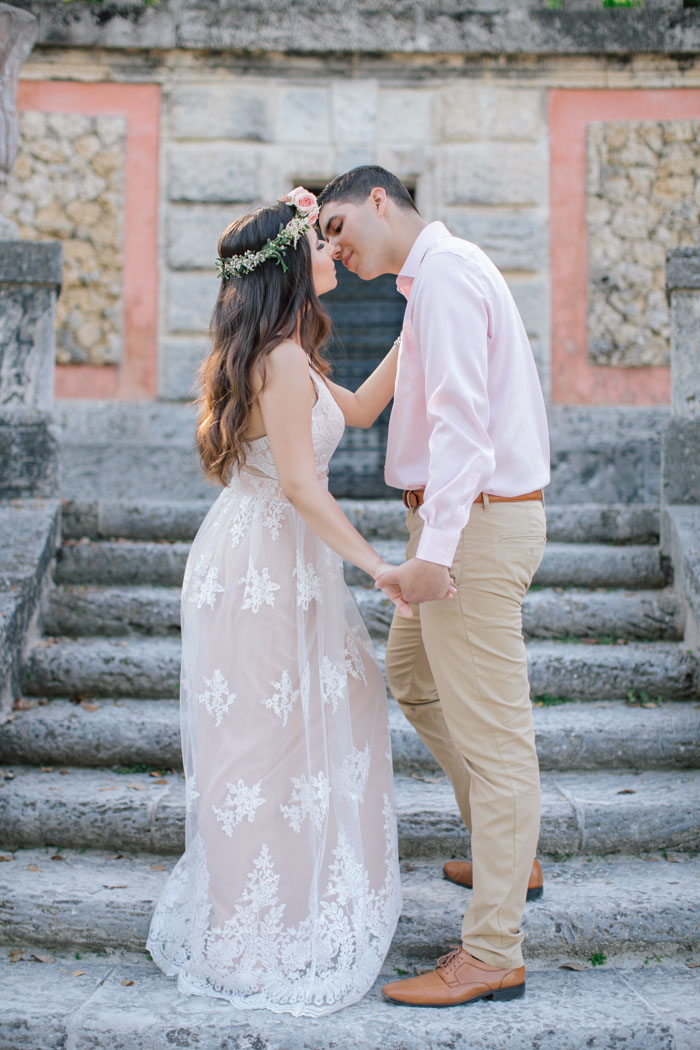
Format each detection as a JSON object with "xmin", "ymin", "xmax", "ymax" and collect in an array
[{"xmin": 317, "ymin": 165, "xmax": 418, "ymax": 214}]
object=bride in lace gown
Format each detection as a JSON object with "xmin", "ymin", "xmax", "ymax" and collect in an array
[{"xmin": 147, "ymin": 189, "xmax": 431, "ymax": 1016}]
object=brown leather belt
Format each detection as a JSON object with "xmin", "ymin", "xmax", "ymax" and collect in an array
[{"xmin": 402, "ymin": 488, "xmax": 544, "ymax": 510}]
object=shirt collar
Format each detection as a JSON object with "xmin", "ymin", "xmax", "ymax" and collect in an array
[{"xmin": 396, "ymin": 221, "xmax": 450, "ymax": 299}]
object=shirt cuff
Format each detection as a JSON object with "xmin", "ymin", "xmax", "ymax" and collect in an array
[{"xmin": 415, "ymin": 524, "xmax": 459, "ymax": 567}]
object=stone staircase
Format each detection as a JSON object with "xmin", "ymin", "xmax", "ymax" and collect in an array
[{"xmin": 1, "ymin": 498, "xmax": 699, "ymax": 1049}]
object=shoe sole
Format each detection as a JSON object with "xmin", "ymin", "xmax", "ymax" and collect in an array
[
  {"xmin": 443, "ymin": 873, "xmax": 544, "ymax": 903},
  {"xmin": 382, "ymin": 982, "xmax": 526, "ymax": 1007}
]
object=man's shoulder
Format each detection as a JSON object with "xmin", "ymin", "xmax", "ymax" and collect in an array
[{"xmin": 417, "ymin": 232, "xmax": 495, "ymax": 292}]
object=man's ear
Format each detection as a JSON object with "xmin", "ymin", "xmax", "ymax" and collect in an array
[{"xmin": 370, "ymin": 187, "xmax": 388, "ymax": 214}]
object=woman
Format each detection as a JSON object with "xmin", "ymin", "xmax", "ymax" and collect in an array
[{"xmin": 147, "ymin": 188, "xmax": 443, "ymax": 1016}]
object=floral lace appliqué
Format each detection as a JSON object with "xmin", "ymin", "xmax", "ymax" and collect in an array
[
  {"xmin": 239, "ymin": 565, "xmax": 280, "ymax": 613},
  {"xmin": 261, "ymin": 669, "xmax": 300, "ymax": 727},
  {"xmin": 337, "ymin": 744, "xmax": 371, "ymax": 815},
  {"xmin": 213, "ymin": 779, "xmax": 266, "ymax": 835},
  {"xmin": 320, "ymin": 656, "xmax": 345, "ymax": 713},
  {"xmin": 293, "ymin": 556, "xmax": 323, "ymax": 611},
  {"xmin": 197, "ymin": 669, "xmax": 236, "ymax": 727},
  {"xmin": 280, "ymin": 772, "xmax": 330, "ymax": 833},
  {"xmin": 187, "ymin": 554, "xmax": 225, "ymax": 610},
  {"xmin": 344, "ymin": 627, "xmax": 368, "ymax": 686}
]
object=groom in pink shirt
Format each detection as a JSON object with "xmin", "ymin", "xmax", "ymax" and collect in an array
[{"xmin": 319, "ymin": 166, "xmax": 550, "ymax": 1008}]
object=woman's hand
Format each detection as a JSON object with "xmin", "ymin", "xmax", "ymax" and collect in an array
[{"xmin": 372, "ymin": 560, "xmax": 413, "ymax": 619}]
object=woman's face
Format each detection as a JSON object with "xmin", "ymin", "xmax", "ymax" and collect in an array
[{"xmin": 308, "ymin": 228, "xmax": 337, "ymax": 296}]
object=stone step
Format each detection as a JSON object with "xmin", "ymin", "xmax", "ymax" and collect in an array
[
  {"xmin": 43, "ymin": 583, "xmax": 685, "ymax": 642},
  {"xmin": 0, "ymin": 766, "xmax": 697, "ymax": 857},
  {"xmin": 352, "ymin": 587, "xmax": 684, "ymax": 642},
  {"xmin": 2, "ymin": 698, "xmax": 698, "ymax": 773},
  {"xmin": 22, "ymin": 636, "xmax": 700, "ymax": 701},
  {"xmin": 54, "ymin": 539, "xmax": 668, "ymax": 590},
  {"xmin": 61, "ymin": 499, "xmax": 661, "ymax": 546},
  {"xmin": 0, "ymin": 847, "xmax": 697, "ymax": 967},
  {"xmin": 1, "ymin": 950, "xmax": 697, "ymax": 1050}
]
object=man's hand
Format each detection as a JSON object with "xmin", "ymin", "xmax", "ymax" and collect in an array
[
  {"xmin": 375, "ymin": 558, "xmax": 455, "ymax": 605},
  {"xmin": 372, "ymin": 560, "xmax": 413, "ymax": 619}
]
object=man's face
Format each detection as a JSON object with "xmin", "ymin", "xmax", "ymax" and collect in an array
[{"xmin": 319, "ymin": 196, "xmax": 386, "ymax": 281}]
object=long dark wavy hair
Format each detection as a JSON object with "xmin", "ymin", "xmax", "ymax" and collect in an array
[{"xmin": 197, "ymin": 202, "xmax": 331, "ymax": 484}]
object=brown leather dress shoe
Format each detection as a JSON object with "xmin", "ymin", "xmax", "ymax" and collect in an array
[
  {"xmin": 443, "ymin": 858, "xmax": 543, "ymax": 901},
  {"xmin": 382, "ymin": 947, "xmax": 525, "ymax": 1007}
]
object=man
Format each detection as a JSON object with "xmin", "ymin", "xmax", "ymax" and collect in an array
[{"xmin": 318, "ymin": 166, "xmax": 550, "ymax": 1008}]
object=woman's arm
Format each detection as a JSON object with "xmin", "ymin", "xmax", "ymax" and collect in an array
[
  {"xmin": 325, "ymin": 335, "xmax": 400, "ymax": 428},
  {"xmin": 258, "ymin": 339, "xmax": 413, "ymax": 613}
]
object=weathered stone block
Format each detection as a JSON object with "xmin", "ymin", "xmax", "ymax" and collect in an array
[
  {"xmin": 168, "ymin": 144, "xmax": 263, "ymax": 203},
  {"xmin": 276, "ymin": 87, "xmax": 330, "ymax": 143},
  {"xmin": 0, "ymin": 3, "xmax": 37, "ymax": 173},
  {"xmin": 444, "ymin": 143, "xmax": 546, "ymax": 206},
  {"xmin": 166, "ymin": 272, "xmax": 217, "ymax": 334},
  {"xmin": 158, "ymin": 337, "xmax": 210, "ymax": 402},
  {"xmin": 0, "ymin": 241, "xmax": 62, "ymax": 411},
  {"xmin": 166, "ymin": 204, "xmax": 246, "ymax": 270},
  {"xmin": 331, "ymin": 82, "xmax": 378, "ymax": 146},
  {"xmin": 440, "ymin": 84, "xmax": 543, "ymax": 143},
  {"xmin": 445, "ymin": 208, "xmax": 547, "ymax": 272},
  {"xmin": 0, "ymin": 409, "xmax": 58, "ymax": 499},
  {"xmin": 669, "ymin": 291, "xmax": 700, "ymax": 418},
  {"xmin": 662, "ymin": 419, "xmax": 700, "ymax": 506},
  {"xmin": 166, "ymin": 82, "xmax": 272, "ymax": 141},
  {"xmin": 376, "ymin": 90, "xmax": 434, "ymax": 146}
]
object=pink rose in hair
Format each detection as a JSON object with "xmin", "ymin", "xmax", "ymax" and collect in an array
[{"xmin": 285, "ymin": 186, "xmax": 319, "ymax": 224}]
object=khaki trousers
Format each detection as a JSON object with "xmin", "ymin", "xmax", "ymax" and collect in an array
[{"xmin": 385, "ymin": 498, "xmax": 546, "ymax": 969}]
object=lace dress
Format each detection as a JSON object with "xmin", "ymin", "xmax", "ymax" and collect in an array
[{"xmin": 147, "ymin": 369, "xmax": 402, "ymax": 1017}]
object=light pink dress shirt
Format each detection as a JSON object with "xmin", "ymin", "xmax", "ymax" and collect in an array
[{"xmin": 385, "ymin": 221, "xmax": 550, "ymax": 567}]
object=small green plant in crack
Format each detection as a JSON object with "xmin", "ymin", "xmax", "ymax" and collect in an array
[
  {"xmin": 532, "ymin": 693, "xmax": 574, "ymax": 707},
  {"xmin": 626, "ymin": 689, "xmax": 663, "ymax": 707},
  {"xmin": 602, "ymin": 0, "xmax": 643, "ymax": 7},
  {"xmin": 589, "ymin": 952, "xmax": 607, "ymax": 967}
]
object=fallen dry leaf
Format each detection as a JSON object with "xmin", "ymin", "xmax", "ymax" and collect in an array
[
  {"xmin": 31, "ymin": 953, "xmax": 53, "ymax": 964},
  {"xmin": 80, "ymin": 701, "xmax": 99, "ymax": 712},
  {"xmin": 152, "ymin": 779, "xmax": 168, "ymax": 785},
  {"xmin": 40, "ymin": 767, "xmax": 54, "ymax": 773},
  {"xmin": 0, "ymin": 855, "xmax": 14, "ymax": 862},
  {"xmin": 12, "ymin": 698, "xmax": 35, "ymax": 711},
  {"xmin": 27, "ymin": 864, "xmax": 41, "ymax": 872},
  {"xmin": 560, "ymin": 962, "xmax": 585, "ymax": 971},
  {"xmin": 641, "ymin": 702, "xmax": 659, "ymax": 709},
  {"xmin": 665, "ymin": 853, "xmax": 682, "ymax": 863},
  {"xmin": 127, "ymin": 784, "xmax": 146, "ymax": 791},
  {"xmin": 51, "ymin": 854, "xmax": 66, "ymax": 862},
  {"xmin": 72, "ymin": 969, "xmax": 86, "ymax": 977},
  {"xmin": 616, "ymin": 789, "xmax": 636, "ymax": 795},
  {"xmin": 686, "ymin": 962, "xmax": 700, "ymax": 968},
  {"xmin": 121, "ymin": 978, "xmax": 134, "ymax": 987},
  {"xmin": 59, "ymin": 770, "xmax": 69, "ymax": 776},
  {"xmin": 149, "ymin": 771, "xmax": 164, "ymax": 778},
  {"xmin": 150, "ymin": 864, "xmax": 166, "ymax": 871},
  {"xmin": 9, "ymin": 949, "xmax": 23, "ymax": 963}
]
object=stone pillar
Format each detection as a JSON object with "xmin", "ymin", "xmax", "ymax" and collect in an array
[
  {"xmin": 0, "ymin": 240, "xmax": 62, "ymax": 498},
  {"xmin": 662, "ymin": 248, "xmax": 700, "ymax": 506},
  {"xmin": 0, "ymin": 3, "xmax": 38, "ymax": 237},
  {"xmin": 662, "ymin": 247, "xmax": 700, "ymax": 651}
]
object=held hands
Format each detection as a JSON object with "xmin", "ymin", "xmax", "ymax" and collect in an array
[{"xmin": 375, "ymin": 557, "xmax": 456, "ymax": 607}]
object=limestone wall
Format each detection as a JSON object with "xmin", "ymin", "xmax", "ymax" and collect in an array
[
  {"xmin": 587, "ymin": 119, "xmax": 700, "ymax": 369},
  {"xmin": 2, "ymin": 111, "xmax": 125, "ymax": 365},
  {"xmin": 3, "ymin": 0, "xmax": 700, "ymax": 404},
  {"xmin": 162, "ymin": 77, "xmax": 548, "ymax": 399}
]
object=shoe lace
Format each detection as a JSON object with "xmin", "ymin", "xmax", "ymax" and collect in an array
[{"xmin": 436, "ymin": 945, "xmax": 463, "ymax": 971}]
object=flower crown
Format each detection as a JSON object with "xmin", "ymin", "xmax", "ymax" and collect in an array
[{"xmin": 215, "ymin": 187, "xmax": 320, "ymax": 280}]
